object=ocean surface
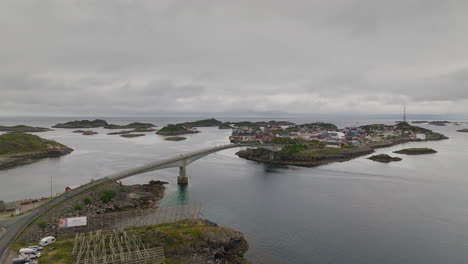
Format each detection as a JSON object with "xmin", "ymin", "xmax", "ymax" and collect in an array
[{"xmin": 1, "ymin": 117, "xmax": 468, "ymax": 264}]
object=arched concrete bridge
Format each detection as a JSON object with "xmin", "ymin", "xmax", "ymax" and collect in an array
[{"xmin": 107, "ymin": 143, "xmax": 285, "ymax": 184}]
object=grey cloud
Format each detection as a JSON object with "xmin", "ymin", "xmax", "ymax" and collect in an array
[{"xmin": 0, "ymin": 0, "xmax": 468, "ymax": 116}]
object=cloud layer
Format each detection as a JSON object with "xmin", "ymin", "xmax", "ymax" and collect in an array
[{"xmin": 1, "ymin": 0, "xmax": 468, "ymax": 116}]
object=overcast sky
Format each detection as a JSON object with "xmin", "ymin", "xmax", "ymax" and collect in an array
[{"xmin": 1, "ymin": 0, "xmax": 468, "ymax": 117}]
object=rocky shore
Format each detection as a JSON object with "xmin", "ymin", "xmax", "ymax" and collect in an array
[
  {"xmin": 367, "ymin": 154, "xmax": 402, "ymax": 163},
  {"xmin": 140, "ymin": 219, "xmax": 250, "ymax": 264},
  {"xmin": 394, "ymin": 148, "xmax": 437, "ymax": 155},
  {"xmin": 0, "ymin": 148, "xmax": 73, "ymax": 170},
  {"xmin": 0, "ymin": 125, "xmax": 52, "ymax": 132},
  {"xmin": 237, "ymin": 134, "xmax": 447, "ymax": 167},
  {"xmin": 237, "ymin": 146, "xmax": 374, "ymax": 167},
  {"xmin": 0, "ymin": 133, "xmax": 73, "ymax": 170},
  {"xmin": 52, "ymin": 119, "xmax": 108, "ymax": 128},
  {"xmin": 17, "ymin": 180, "xmax": 251, "ymax": 264}
]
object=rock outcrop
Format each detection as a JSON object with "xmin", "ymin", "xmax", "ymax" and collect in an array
[
  {"xmin": 53, "ymin": 119, "xmax": 108, "ymax": 128},
  {"xmin": 0, "ymin": 125, "xmax": 52, "ymax": 132},
  {"xmin": 394, "ymin": 148, "xmax": 437, "ymax": 155},
  {"xmin": 141, "ymin": 219, "xmax": 250, "ymax": 264},
  {"xmin": 367, "ymin": 154, "xmax": 402, "ymax": 162}
]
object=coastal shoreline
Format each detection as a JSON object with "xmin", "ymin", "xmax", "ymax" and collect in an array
[
  {"xmin": 236, "ymin": 136, "xmax": 448, "ymax": 167},
  {"xmin": 0, "ymin": 147, "xmax": 73, "ymax": 170}
]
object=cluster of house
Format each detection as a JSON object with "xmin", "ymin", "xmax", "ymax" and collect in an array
[{"xmin": 229, "ymin": 123, "xmax": 428, "ymax": 148}]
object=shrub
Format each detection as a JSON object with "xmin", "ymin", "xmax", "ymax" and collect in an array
[
  {"xmin": 83, "ymin": 197, "xmax": 92, "ymax": 205},
  {"xmin": 74, "ymin": 204, "xmax": 83, "ymax": 211},
  {"xmin": 37, "ymin": 221, "xmax": 47, "ymax": 229},
  {"xmin": 100, "ymin": 190, "xmax": 116, "ymax": 203}
]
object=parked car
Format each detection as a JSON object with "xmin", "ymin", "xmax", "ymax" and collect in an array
[
  {"xmin": 39, "ymin": 236, "xmax": 56, "ymax": 247},
  {"xmin": 27, "ymin": 246, "xmax": 43, "ymax": 251},
  {"xmin": 12, "ymin": 258, "xmax": 37, "ymax": 264},
  {"xmin": 18, "ymin": 248, "xmax": 41, "ymax": 259}
]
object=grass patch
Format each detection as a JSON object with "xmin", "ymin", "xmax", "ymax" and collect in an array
[
  {"xmin": 100, "ymin": 189, "xmax": 116, "ymax": 203},
  {"xmin": 0, "ymin": 132, "xmax": 65, "ymax": 155},
  {"xmin": 37, "ymin": 236, "xmax": 74, "ymax": 264}
]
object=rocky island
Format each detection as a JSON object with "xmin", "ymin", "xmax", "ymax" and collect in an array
[
  {"xmin": 164, "ymin": 136, "xmax": 187, "ymax": 141},
  {"xmin": 0, "ymin": 132, "xmax": 73, "ymax": 170},
  {"xmin": 179, "ymin": 118, "xmax": 224, "ymax": 128},
  {"xmin": 120, "ymin": 133, "xmax": 145, "ymax": 138},
  {"xmin": 457, "ymin": 128, "xmax": 468, "ymax": 133},
  {"xmin": 81, "ymin": 130, "xmax": 98, "ymax": 135},
  {"xmin": 52, "ymin": 119, "xmax": 108, "ymax": 128},
  {"xmin": 103, "ymin": 122, "xmax": 156, "ymax": 129},
  {"xmin": 156, "ymin": 124, "xmax": 199, "ymax": 135},
  {"xmin": 0, "ymin": 125, "xmax": 52, "ymax": 132},
  {"xmin": 428, "ymin": 121, "xmax": 451, "ymax": 126},
  {"xmin": 367, "ymin": 154, "xmax": 402, "ymax": 163},
  {"xmin": 394, "ymin": 148, "xmax": 437, "ymax": 155},
  {"xmin": 234, "ymin": 122, "xmax": 447, "ymax": 167}
]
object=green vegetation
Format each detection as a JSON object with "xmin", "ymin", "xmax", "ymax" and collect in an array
[
  {"xmin": 157, "ymin": 124, "xmax": 198, "ymax": 135},
  {"xmin": 120, "ymin": 133, "xmax": 145, "ymax": 138},
  {"xmin": 232, "ymin": 121, "xmax": 260, "ymax": 128},
  {"xmin": 104, "ymin": 122, "xmax": 155, "ymax": 129},
  {"xmin": 33, "ymin": 236, "xmax": 74, "ymax": 264},
  {"xmin": 301, "ymin": 122, "xmax": 338, "ymax": 131},
  {"xmin": 37, "ymin": 221, "xmax": 47, "ymax": 229},
  {"xmin": 180, "ymin": 118, "xmax": 223, "ymax": 127},
  {"xmin": 360, "ymin": 124, "xmax": 388, "ymax": 132},
  {"xmin": 30, "ymin": 220, "xmax": 247, "ymax": 264},
  {"xmin": 74, "ymin": 204, "xmax": 83, "ymax": 211},
  {"xmin": 280, "ymin": 144, "xmax": 308, "ymax": 155},
  {"xmin": 83, "ymin": 197, "xmax": 92, "ymax": 205},
  {"xmin": 164, "ymin": 136, "xmax": 187, "ymax": 141},
  {"xmin": 0, "ymin": 132, "xmax": 65, "ymax": 155},
  {"xmin": 270, "ymin": 137, "xmax": 305, "ymax": 145},
  {"xmin": 218, "ymin": 123, "xmax": 233, "ymax": 129},
  {"xmin": 394, "ymin": 148, "xmax": 437, "ymax": 155},
  {"xmin": 0, "ymin": 125, "xmax": 51, "ymax": 132},
  {"xmin": 52, "ymin": 119, "xmax": 108, "ymax": 128},
  {"xmin": 100, "ymin": 189, "xmax": 116, "ymax": 203},
  {"xmin": 395, "ymin": 122, "xmax": 432, "ymax": 133}
]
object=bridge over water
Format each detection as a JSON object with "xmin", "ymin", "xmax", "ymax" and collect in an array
[
  {"xmin": 0, "ymin": 143, "xmax": 285, "ymax": 260},
  {"xmin": 107, "ymin": 143, "xmax": 285, "ymax": 184}
]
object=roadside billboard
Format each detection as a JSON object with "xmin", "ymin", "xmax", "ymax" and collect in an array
[{"xmin": 59, "ymin": 216, "xmax": 87, "ymax": 228}]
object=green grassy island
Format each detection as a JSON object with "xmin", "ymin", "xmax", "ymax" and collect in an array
[
  {"xmin": 0, "ymin": 125, "xmax": 52, "ymax": 132},
  {"xmin": 164, "ymin": 136, "xmax": 187, "ymax": 141},
  {"xmin": 394, "ymin": 148, "xmax": 437, "ymax": 155},
  {"xmin": 156, "ymin": 124, "xmax": 199, "ymax": 135},
  {"xmin": 52, "ymin": 119, "xmax": 108, "ymax": 128},
  {"xmin": 179, "ymin": 118, "xmax": 224, "ymax": 127},
  {"xmin": 103, "ymin": 122, "xmax": 156, "ymax": 129},
  {"xmin": 0, "ymin": 132, "xmax": 73, "ymax": 169},
  {"xmin": 367, "ymin": 154, "xmax": 402, "ymax": 162}
]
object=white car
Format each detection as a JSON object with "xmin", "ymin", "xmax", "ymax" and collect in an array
[
  {"xmin": 18, "ymin": 248, "xmax": 41, "ymax": 259},
  {"xmin": 39, "ymin": 236, "xmax": 56, "ymax": 247},
  {"xmin": 28, "ymin": 245, "xmax": 43, "ymax": 251}
]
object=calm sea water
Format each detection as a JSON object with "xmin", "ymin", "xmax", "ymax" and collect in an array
[{"xmin": 1, "ymin": 117, "xmax": 468, "ymax": 264}]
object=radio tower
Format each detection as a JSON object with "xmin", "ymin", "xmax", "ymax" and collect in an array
[{"xmin": 403, "ymin": 106, "xmax": 407, "ymax": 123}]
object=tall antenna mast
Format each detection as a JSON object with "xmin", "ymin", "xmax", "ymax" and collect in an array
[{"xmin": 403, "ymin": 105, "xmax": 407, "ymax": 123}]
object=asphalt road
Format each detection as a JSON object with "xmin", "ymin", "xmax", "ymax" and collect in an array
[{"xmin": 0, "ymin": 177, "xmax": 109, "ymax": 261}]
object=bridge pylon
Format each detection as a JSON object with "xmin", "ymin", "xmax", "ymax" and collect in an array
[{"xmin": 178, "ymin": 166, "xmax": 188, "ymax": 185}]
